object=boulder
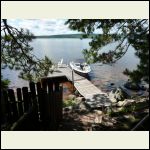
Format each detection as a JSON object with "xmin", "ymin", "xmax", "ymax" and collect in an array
[
  {"xmin": 94, "ymin": 110, "xmax": 103, "ymax": 115},
  {"xmin": 117, "ymin": 101, "xmax": 125, "ymax": 107},
  {"xmin": 124, "ymin": 81, "xmax": 140, "ymax": 91},
  {"xmin": 64, "ymin": 106, "xmax": 72, "ymax": 112},
  {"xmin": 109, "ymin": 87, "xmax": 129, "ymax": 102},
  {"xmin": 78, "ymin": 103, "xmax": 87, "ymax": 110},
  {"xmin": 117, "ymin": 99, "xmax": 135, "ymax": 107},
  {"xmin": 94, "ymin": 115, "xmax": 102, "ymax": 124},
  {"xmin": 75, "ymin": 96, "xmax": 85, "ymax": 102},
  {"xmin": 68, "ymin": 94, "xmax": 76, "ymax": 100},
  {"xmin": 112, "ymin": 107, "xmax": 123, "ymax": 113}
]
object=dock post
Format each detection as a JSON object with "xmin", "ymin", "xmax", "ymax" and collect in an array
[{"xmin": 71, "ymin": 69, "xmax": 75, "ymax": 93}]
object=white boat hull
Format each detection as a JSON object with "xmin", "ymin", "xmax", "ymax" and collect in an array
[{"xmin": 69, "ymin": 61, "xmax": 91, "ymax": 77}]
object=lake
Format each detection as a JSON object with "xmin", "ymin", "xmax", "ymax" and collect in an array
[{"xmin": 2, "ymin": 38, "xmax": 140, "ymax": 92}]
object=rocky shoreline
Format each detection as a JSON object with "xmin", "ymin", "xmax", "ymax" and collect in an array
[{"xmin": 60, "ymin": 83, "xmax": 149, "ymax": 131}]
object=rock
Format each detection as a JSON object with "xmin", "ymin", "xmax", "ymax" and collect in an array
[
  {"xmin": 75, "ymin": 97, "xmax": 85, "ymax": 102},
  {"xmin": 68, "ymin": 94, "xmax": 76, "ymax": 100},
  {"xmin": 109, "ymin": 96, "xmax": 117, "ymax": 103},
  {"xmin": 117, "ymin": 99, "xmax": 135, "ymax": 107},
  {"xmin": 112, "ymin": 107, "xmax": 123, "ymax": 113},
  {"xmin": 140, "ymin": 85, "xmax": 146, "ymax": 91},
  {"xmin": 109, "ymin": 87, "xmax": 129, "ymax": 102},
  {"xmin": 117, "ymin": 101, "xmax": 125, "ymax": 107},
  {"xmin": 124, "ymin": 81, "xmax": 140, "ymax": 90},
  {"xmin": 141, "ymin": 91, "xmax": 149, "ymax": 97},
  {"xmin": 94, "ymin": 110, "xmax": 103, "ymax": 115},
  {"xmin": 137, "ymin": 98, "xmax": 149, "ymax": 103},
  {"xmin": 125, "ymin": 99, "xmax": 135, "ymax": 106},
  {"xmin": 94, "ymin": 115, "xmax": 102, "ymax": 124},
  {"xmin": 103, "ymin": 121, "xmax": 114, "ymax": 127},
  {"xmin": 111, "ymin": 103, "xmax": 118, "ymax": 107},
  {"xmin": 64, "ymin": 106, "xmax": 72, "ymax": 112},
  {"xmin": 147, "ymin": 88, "xmax": 149, "ymax": 92}
]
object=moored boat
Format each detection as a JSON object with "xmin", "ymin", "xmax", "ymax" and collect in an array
[{"xmin": 69, "ymin": 61, "xmax": 91, "ymax": 77}]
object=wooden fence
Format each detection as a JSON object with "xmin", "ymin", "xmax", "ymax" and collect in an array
[{"xmin": 1, "ymin": 78, "xmax": 63, "ymax": 131}]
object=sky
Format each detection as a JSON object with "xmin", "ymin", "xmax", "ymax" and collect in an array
[{"xmin": 7, "ymin": 19, "xmax": 81, "ymax": 36}]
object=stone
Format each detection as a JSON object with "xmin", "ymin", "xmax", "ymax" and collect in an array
[
  {"xmin": 137, "ymin": 98, "xmax": 149, "ymax": 103},
  {"xmin": 124, "ymin": 81, "xmax": 140, "ymax": 90},
  {"xmin": 64, "ymin": 106, "xmax": 72, "ymax": 112},
  {"xmin": 109, "ymin": 87, "xmax": 128, "ymax": 102},
  {"xmin": 94, "ymin": 115, "xmax": 102, "ymax": 124},
  {"xmin": 103, "ymin": 121, "xmax": 113, "ymax": 127},
  {"xmin": 117, "ymin": 99, "xmax": 135, "ymax": 107},
  {"xmin": 123, "ymin": 99, "xmax": 135, "ymax": 106},
  {"xmin": 75, "ymin": 97, "xmax": 85, "ymax": 102},
  {"xmin": 94, "ymin": 110, "xmax": 103, "ymax": 115},
  {"xmin": 112, "ymin": 107, "xmax": 123, "ymax": 113},
  {"xmin": 79, "ymin": 103, "xmax": 87, "ymax": 110},
  {"xmin": 117, "ymin": 101, "xmax": 125, "ymax": 107},
  {"xmin": 68, "ymin": 94, "xmax": 76, "ymax": 100}
]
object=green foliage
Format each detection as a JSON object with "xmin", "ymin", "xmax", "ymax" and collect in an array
[
  {"xmin": 1, "ymin": 75, "xmax": 11, "ymax": 90},
  {"xmin": 66, "ymin": 19, "xmax": 149, "ymax": 83},
  {"xmin": 1, "ymin": 19, "xmax": 53, "ymax": 81},
  {"xmin": 63, "ymin": 99, "xmax": 76, "ymax": 107}
]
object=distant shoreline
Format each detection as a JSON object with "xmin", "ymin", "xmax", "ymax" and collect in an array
[{"xmin": 34, "ymin": 34, "xmax": 99, "ymax": 39}]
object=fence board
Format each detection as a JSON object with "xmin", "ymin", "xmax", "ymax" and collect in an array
[
  {"xmin": 22, "ymin": 87, "xmax": 29, "ymax": 112},
  {"xmin": 8, "ymin": 89, "xmax": 19, "ymax": 122},
  {"xmin": 1, "ymin": 78, "xmax": 63, "ymax": 131},
  {"xmin": 16, "ymin": 88, "xmax": 24, "ymax": 116}
]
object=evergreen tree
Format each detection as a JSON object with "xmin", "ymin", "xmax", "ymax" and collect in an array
[
  {"xmin": 1, "ymin": 19, "xmax": 53, "ymax": 81},
  {"xmin": 66, "ymin": 19, "xmax": 149, "ymax": 83}
]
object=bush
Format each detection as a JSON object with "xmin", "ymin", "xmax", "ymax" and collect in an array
[{"xmin": 63, "ymin": 99, "xmax": 76, "ymax": 107}]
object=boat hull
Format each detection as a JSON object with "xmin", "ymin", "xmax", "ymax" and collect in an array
[
  {"xmin": 73, "ymin": 69, "xmax": 89, "ymax": 78},
  {"xmin": 69, "ymin": 61, "xmax": 91, "ymax": 79}
]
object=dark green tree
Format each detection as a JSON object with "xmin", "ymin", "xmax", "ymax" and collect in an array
[
  {"xmin": 1, "ymin": 19, "xmax": 53, "ymax": 81},
  {"xmin": 65, "ymin": 19, "xmax": 149, "ymax": 83}
]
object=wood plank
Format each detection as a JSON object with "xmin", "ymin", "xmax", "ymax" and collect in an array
[
  {"xmin": 16, "ymin": 88, "xmax": 24, "ymax": 116},
  {"xmin": 46, "ymin": 65, "xmax": 111, "ymax": 107},
  {"xmin": 22, "ymin": 87, "xmax": 29, "ymax": 112},
  {"xmin": 8, "ymin": 89, "xmax": 19, "ymax": 121}
]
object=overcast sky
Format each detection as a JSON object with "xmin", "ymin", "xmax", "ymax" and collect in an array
[{"xmin": 7, "ymin": 19, "xmax": 81, "ymax": 36}]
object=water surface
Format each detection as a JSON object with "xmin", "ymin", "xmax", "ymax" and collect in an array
[{"xmin": 2, "ymin": 38, "xmax": 140, "ymax": 92}]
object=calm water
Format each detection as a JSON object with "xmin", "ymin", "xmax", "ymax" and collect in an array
[{"xmin": 2, "ymin": 38, "xmax": 139, "ymax": 92}]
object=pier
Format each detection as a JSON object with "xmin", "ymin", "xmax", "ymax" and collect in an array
[{"xmin": 46, "ymin": 64, "xmax": 112, "ymax": 108}]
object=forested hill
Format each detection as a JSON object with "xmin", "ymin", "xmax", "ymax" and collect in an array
[{"xmin": 34, "ymin": 34, "xmax": 99, "ymax": 39}]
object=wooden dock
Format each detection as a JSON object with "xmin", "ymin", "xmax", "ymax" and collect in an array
[{"xmin": 47, "ymin": 64, "xmax": 112, "ymax": 108}]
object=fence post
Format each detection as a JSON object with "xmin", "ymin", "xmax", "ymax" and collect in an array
[
  {"xmin": 47, "ymin": 78, "xmax": 56, "ymax": 130},
  {"xmin": 16, "ymin": 88, "xmax": 24, "ymax": 116},
  {"xmin": 3, "ymin": 90, "xmax": 12, "ymax": 124},
  {"xmin": 37, "ymin": 82, "xmax": 44, "ymax": 121},
  {"xmin": 8, "ymin": 89, "xmax": 19, "ymax": 122},
  {"xmin": 22, "ymin": 87, "xmax": 29, "ymax": 112}
]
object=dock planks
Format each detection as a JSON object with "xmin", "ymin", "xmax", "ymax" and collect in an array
[{"xmin": 47, "ymin": 64, "xmax": 112, "ymax": 107}]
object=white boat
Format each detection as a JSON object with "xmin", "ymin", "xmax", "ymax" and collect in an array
[{"xmin": 69, "ymin": 61, "xmax": 91, "ymax": 77}]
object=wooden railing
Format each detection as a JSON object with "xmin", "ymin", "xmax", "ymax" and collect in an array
[{"xmin": 1, "ymin": 77, "xmax": 64, "ymax": 131}]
